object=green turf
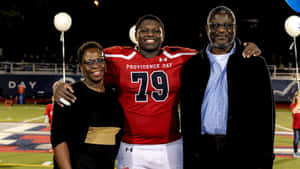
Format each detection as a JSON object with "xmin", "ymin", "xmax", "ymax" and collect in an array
[
  {"xmin": 274, "ymin": 158, "xmax": 300, "ymax": 169},
  {"xmin": 0, "ymin": 104, "xmax": 46, "ymax": 122},
  {"xmin": 275, "ymin": 135, "xmax": 292, "ymax": 146},
  {"xmin": 0, "ymin": 152, "xmax": 53, "ymax": 169},
  {"xmin": 276, "ymin": 108, "xmax": 293, "ymax": 129},
  {"xmin": 274, "ymin": 108, "xmax": 293, "ymax": 147},
  {"xmin": 274, "ymin": 107, "xmax": 300, "ymax": 168}
]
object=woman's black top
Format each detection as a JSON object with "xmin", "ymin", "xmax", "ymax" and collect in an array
[{"xmin": 51, "ymin": 81, "xmax": 123, "ymax": 169}]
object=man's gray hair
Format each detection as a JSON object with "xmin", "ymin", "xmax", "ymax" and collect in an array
[{"xmin": 207, "ymin": 6, "xmax": 236, "ymax": 25}]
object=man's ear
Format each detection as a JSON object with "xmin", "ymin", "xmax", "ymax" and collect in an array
[
  {"xmin": 205, "ymin": 25, "xmax": 209, "ymax": 34},
  {"xmin": 233, "ymin": 24, "xmax": 237, "ymax": 32}
]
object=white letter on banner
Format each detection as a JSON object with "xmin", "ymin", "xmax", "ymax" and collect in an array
[
  {"xmin": 29, "ymin": 81, "xmax": 36, "ymax": 89},
  {"xmin": 8, "ymin": 81, "xmax": 16, "ymax": 89}
]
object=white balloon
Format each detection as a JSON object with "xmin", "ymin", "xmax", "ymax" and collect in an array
[
  {"xmin": 285, "ymin": 15, "xmax": 300, "ymax": 38},
  {"xmin": 129, "ymin": 25, "xmax": 138, "ymax": 45},
  {"xmin": 54, "ymin": 12, "xmax": 72, "ymax": 32}
]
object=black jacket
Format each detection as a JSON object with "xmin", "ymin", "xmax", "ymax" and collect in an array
[{"xmin": 180, "ymin": 43, "xmax": 275, "ymax": 169}]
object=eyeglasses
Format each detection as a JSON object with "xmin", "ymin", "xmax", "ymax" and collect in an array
[
  {"xmin": 208, "ymin": 23, "xmax": 235, "ymax": 30},
  {"xmin": 83, "ymin": 57, "xmax": 105, "ymax": 68}
]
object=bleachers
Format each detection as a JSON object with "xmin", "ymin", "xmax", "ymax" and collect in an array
[
  {"xmin": 0, "ymin": 62, "xmax": 80, "ymax": 75},
  {"xmin": 268, "ymin": 65, "xmax": 300, "ymax": 80}
]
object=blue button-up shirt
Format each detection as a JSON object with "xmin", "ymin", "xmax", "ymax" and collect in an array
[{"xmin": 201, "ymin": 42, "xmax": 236, "ymax": 135}]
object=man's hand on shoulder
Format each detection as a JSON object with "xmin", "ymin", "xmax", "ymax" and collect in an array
[
  {"xmin": 53, "ymin": 81, "xmax": 76, "ymax": 107},
  {"xmin": 242, "ymin": 42, "xmax": 261, "ymax": 58}
]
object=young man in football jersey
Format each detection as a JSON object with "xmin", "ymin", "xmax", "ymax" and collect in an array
[
  {"xmin": 180, "ymin": 6, "xmax": 274, "ymax": 169},
  {"xmin": 53, "ymin": 14, "xmax": 261, "ymax": 169}
]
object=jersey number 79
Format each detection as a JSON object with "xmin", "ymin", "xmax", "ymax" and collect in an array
[{"xmin": 131, "ymin": 71, "xmax": 169, "ymax": 102}]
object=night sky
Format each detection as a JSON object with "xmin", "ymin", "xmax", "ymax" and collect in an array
[{"xmin": 0, "ymin": 0, "xmax": 298, "ymax": 65}]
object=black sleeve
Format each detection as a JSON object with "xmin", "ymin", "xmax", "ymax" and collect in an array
[
  {"xmin": 50, "ymin": 102, "xmax": 72, "ymax": 148},
  {"xmin": 252, "ymin": 57, "xmax": 275, "ymax": 168}
]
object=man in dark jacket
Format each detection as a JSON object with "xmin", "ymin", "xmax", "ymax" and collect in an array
[{"xmin": 180, "ymin": 6, "xmax": 275, "ymax": 169}]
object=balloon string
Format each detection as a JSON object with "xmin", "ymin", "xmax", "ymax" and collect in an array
[
  {"xmin": 294, "ymin": 36, "xmax": 299, "ymax": 92},
  {"xmin": 60, "ymin": 32, "xmax": 66, "ymax": 82}
]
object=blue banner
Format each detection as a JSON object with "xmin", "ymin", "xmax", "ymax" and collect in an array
[
  {"xmin": 272, "ymin": 79, "xmax": 298, "ymax": 103},
  {"xmin": 0, "ymin": 74, "xmax": 81, "ymax": 98}
]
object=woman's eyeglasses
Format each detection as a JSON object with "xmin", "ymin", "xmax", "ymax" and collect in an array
[{"xmin": 83, "ymin": 57, "xmax": 105, "ymax": 68}]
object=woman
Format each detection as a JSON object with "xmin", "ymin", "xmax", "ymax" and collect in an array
[
  {"xmin": 290, "ymin": 91, "xmax": 300, "ymax": 158},
  {"xmin": 51, "ymin": 41, "xmax": 123, "ymax": 169}
]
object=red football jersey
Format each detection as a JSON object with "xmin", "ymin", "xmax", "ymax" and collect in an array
[
  {"xmin": 45, "ymin": 103, "xmax": 53, "ymax": 124},
  {"xmin": 104, "ymin": 46, "xmax": 196, "ymax": 144}
]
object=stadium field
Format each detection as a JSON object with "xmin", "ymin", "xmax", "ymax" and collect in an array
[
  {"xmin": 0, "ymin": 103, "xmax": 299, "ymax": 169},
  {"xmin": 0, "ymin": 104, "xmax": 45, "ymax": 122}
]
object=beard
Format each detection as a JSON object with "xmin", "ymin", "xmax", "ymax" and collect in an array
[{"xmin": 208, "ymin": 32, "xmax": 235, "ymax": 49}]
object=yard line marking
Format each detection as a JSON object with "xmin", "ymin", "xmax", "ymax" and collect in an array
[
  {"xmin": 0, "ymin": 140, "xmax": 15, "ymax": 145},
  {"xmin": 0, "ymin": 163, "xmax": 53, "ymax": 168},
  {"xmin": 42, "ymin": 161, "xmax": 52, "ymax": 166},
  {"xmin": 275, "ymin": 124, "xmax": 293, "ymax": 132},
  {"xmin": 35, "ymin": 144, "xmax": 52, "ymax": 150},
  {"xmin": 4, "ymin": 123, "xmax": 40, "ymax": 132},
  {"xmin": 23, "ymin": 116, "xmax": 44, "ymax": 123},
  {"xmin": 23, "ymin": 106, "xmax": 44, "ymax": 109},
  {"xmin": 275, "ymin": 131, "xmax": 293, "ymax": 135},
  {"xmin": 0, "ymin": 133, "xmax": 14, "ymax": 140}
]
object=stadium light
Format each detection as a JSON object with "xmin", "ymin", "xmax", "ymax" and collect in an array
[{"xmin": 94, "ymin": 0, "xmax": 99, "ymax": 7}]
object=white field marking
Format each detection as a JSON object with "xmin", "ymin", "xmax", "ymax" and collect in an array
[
  {"xmin": 23, "ymin": 116, "xmax": 44, "ymax": 123},
  {"xmin": 0, "ymin": 130, "xmax": 48, "ymax": 135},
  {"xmin": 0, "ymin": 140, "xmax": 15, "ymax": 145},
  {"xmin": 0, "ymin": 133, "xmax": 13, "ymax": 140},
  {"xmin": 35, "ymin": 144, "xmax": 52, "ymax": 150},
  {"xmin": 42, "ymin": 161, "xmax": 53, "ymax": 166},
  {"xmin": 274, "ymin": 148, "xmax": 294, "ymax": 154},
  {"xmin": 4, "ymin": 123, "xmax": 43, "ymax": 133},
  {"xmin": 23, "ymin": 106, "xmax": 44, "ymax": 110},
  {"xmin": 0, "ymin": 123, "xmax": 48, "ymax": 135},
  {"xmin": 275, "ymin": 130, "xmax": 293, "ymax": 135},
  {"xmin": 275, "ymin": 124, "xmax": 293, "ymax": 132}
]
